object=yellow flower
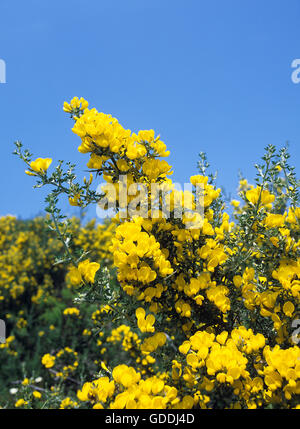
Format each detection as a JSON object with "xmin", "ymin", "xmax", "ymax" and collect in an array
[
  {"xmin": 239, "ymin": 179, "xmax": 250, "ymax": 190},
  {"xmin": 63, "ymin": 97, "xmax": 89, "ymax": 112},
  {"xmin": 231, "ymin": 199, "xmax": 240, "ymax": 208},
  {"xmin": 116, "ymin": 159, "xmax": 130, "ymax": 172},
  {"xmin": 112, "ymin": 365, "xmax": 140, "ymax": 387},
  {"xmin": 282, "ymin": 301, "xmax": 295, "ymax": 317},
  {"xmin": 216, "ymin": 372, "xmax": 227, "ymax": 383},
  {"xmin": 41, "ymin": 353, "xmax": 56, "ymax": 368},
  {"xmin": 93, "ymin": 403, "xmax": 104, "ymax": 409},
  {"xmin": 33, "ymin": 391, "xmax": 42, "ymax": 399},
  {"xmin": 68, "ymin": 267, "xmax": 83, "ymax": 286},
  {"xmin": 233, "ymin": 275, "xmax": 243, "ymax": 288},
  {"xmin": 67, "ymin": 260, "xmax": 100, "ymax": 286},
  {"xmin": 63, "ymin": 307, "xmax": 80, "ymax": 316},
  {"xmin": 60, "ymin": 397, "xmax": 78, "ymax": 409},
  {"xmin": 77, "ymin": 382, "xmax": 93, "ymax": 401},
  {"xmin": 15, "ymin": 399, "xmax": 28, "ymax": 408},
  {"xmin": 69, "ymin": 193, "xmax": 82, "ymax": 207},
  {"xmin": 216, "ymin": 331, "xmax": 228, "ymax": 345},
  {"xmin": 270, "ymin": 236, "xmax": 279, "ymax": 247},
  {"xmin": 264, "ymin": 213, "xmax": 285, "ymax": 228},
  {"xmin": 87, "ymin": 153, "xmax": 104, "ymax": 170},
  {"xmin": 136, "ymin": 307, "xmax": 156, "ymax": 333},
  {"xmin": 26, "ymin": 158, "xmax": 52, "ymax": 175},
  {"xmin": 246, "ymin": 186, "xmax": 275, "ymax": 206},
  {"xmin": 142, "ymin": 159, "xmax": 172, "ymax": 181},
  {"xmin": 78, "ymin": 259, "xmax": 100, "ymax": 283}
]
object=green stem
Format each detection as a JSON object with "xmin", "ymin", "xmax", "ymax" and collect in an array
[{"xmin": 51, "ymin": 212, "xmax": 77, "ymax": 267}]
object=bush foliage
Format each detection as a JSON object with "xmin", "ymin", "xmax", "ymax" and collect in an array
[{"xmin": 1, "ymin": 97, "xmax": 299, "ymax": 409}]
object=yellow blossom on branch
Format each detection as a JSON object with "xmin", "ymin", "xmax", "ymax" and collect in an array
[{"xmin": 25, "ymin": 157, "xmax": 52, "ymax": 175}]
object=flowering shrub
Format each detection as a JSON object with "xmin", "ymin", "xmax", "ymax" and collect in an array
[
  {"xmin": 6, "ymin": 96, "xmax": 300, "ymax": 409},
  {"xmin": 0, "ymin": 215, "xmax": 115, "ymax": 405}
]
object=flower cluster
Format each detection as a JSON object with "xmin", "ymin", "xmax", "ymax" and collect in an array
[{"xmin": 9, "ymin": 98, "xmax": 300, "ymax": 409}]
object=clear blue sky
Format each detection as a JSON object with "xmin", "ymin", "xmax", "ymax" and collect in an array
[{"xmin": 1, "ymin": 0, "xmax": 299, "ymax": 219}]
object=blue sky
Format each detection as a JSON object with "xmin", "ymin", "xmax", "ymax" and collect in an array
[{"xmin": 0, "ymin": 0, "xmax": 299, "ymax": 220}]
